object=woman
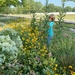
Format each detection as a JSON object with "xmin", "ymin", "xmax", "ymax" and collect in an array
[{"xmin": 47, "ymin": 14, "xmax": 55, "ymax": 48}]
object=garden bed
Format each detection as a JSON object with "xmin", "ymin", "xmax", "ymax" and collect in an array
[{"xmin": 0, "ymin": 16, "xmax": 75, "ymax": 75}]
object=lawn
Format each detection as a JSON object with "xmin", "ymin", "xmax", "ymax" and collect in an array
[
  {"xmin": 64, "ymin": 14, "xmax": 75, "ymax": 20},
  {"xmin": 55, "ymin": 14, "xmax": 75, "ymax": 20}
]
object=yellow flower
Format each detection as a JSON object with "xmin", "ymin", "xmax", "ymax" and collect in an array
[
  {"xmin": 29, "ymin": 46, "xmax": 31, "ymax": 48},
  {"xmin": 26, "ymin": 39, "xmax": 29, "ymax": 43},
  {"xmin": 35, "ymin": 38, "xmax": 38, "ymax": 40},
  {"xmin": 21, "ymin": 25, "xmax": 24, "ymax": 28},
  {"xmin": 32, "ymin": 39, "xmax": 35, "ymax": 43},
  {"xmin": 53, "ymin": 67, "xmax": 57, "ymax": 71},
  {"xmin": 24, "ymin": 48, "xmax": 26, "ymax": 50},
  {"xmin": 28, "ymin": 29, "xmax": 31, "ymax": 32},
  {"xmin": 25, "ymin": 42, "xmax": 27, "ymax": 44},
  {"xmin": 41, "ymin": 54, "xmax": 44, "ymax": 57},
  {"xmin": 21, "ymin": 30, "xmax": 24, "ymax": 33},
  {"xmin": 32, "ymin": 44, "xmax": 34, "ymax": 47},
  {"xmin": 32, "ymin": 33, "xmax": 35, "ymax": 36},
  {"xmin": 55, "ymin": 74, "xmax": 59, "ymax": 75},
  {"xmin": 34, "ymin": 36, "xmax": 38, "ymax": 41},
  {"xmin": 38, "ymin": 43, "xmax": 40, "ymax": 46},
  {"xmin": 22, "ymin": 37, "xmax": 24, "ymax": 40},
  {"xmin": 37, "ymin": 52, "xmax": 40, "ymax": 54},
  {"xmin": 41, "ymin": 36, "xmax": 43, "ymax": 38},
  {"xmin": 69, "ymin": 66, "xmax": 73, "ymax": 69},
  {"xmin": 34, "ymin": 30, "xmax": 37, "ymax": 32},
  {"xmin": 0, "ymin": 27, "xmax": 3, "ymax": 31},
  {"xmin": 40, "ymin": 49, "xmax": 44, "ymax": 52},
  {"xmin": 70, "ymin": 71, "xmax": 75, "ymax": 75},
  {"xmin": 46, "ymin": 71, "xmax": 50, "ymax": 75},
  {"xmin": 34, "ymin": 46, "xmax": 36, "ymax": 49},
  {"xmin": 28, "ymin": 33, "xmax": 32, "ymax": 36},
  {"xmin": 43, "ymin": 45, "xmax": 46, "ymax": 49},
  {"xmin": 55, "ymin": 64, "xmax": 58, "ymax": 67}
]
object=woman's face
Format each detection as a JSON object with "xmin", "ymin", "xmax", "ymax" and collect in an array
[{"xmin": 49, "ymin": 17, "xmax": 52, "ymax": 21}]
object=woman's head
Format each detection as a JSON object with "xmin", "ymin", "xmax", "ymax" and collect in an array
[{"xmin": 49, "ymin": 14, "xmax": 55, "ymax": 21}]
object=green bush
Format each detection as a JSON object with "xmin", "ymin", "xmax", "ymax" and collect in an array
[
  {"xmin": 0, "ymin": 28, "xmax": 23, "ymax": 75},
  {"xmin": 0, "ymin": 28, "xmax": 23, "ymax": 49}
]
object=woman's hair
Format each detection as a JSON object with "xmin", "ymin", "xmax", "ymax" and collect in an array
[{"xmin": 49, "ymin": 14, "xmax": 55, "ymax": 21}]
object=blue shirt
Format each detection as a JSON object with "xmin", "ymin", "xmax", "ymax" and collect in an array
[{"xmin": 47, "ymin": 21, "xmax": 54, "ymax": 36}]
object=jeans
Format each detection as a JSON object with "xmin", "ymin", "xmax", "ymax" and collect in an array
[{"xmin": 47, "ymin": 35, "xmax": 52, "ymax": 48}]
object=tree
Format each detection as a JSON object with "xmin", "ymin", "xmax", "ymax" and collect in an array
[
  {"xmin": 29, "ymin": 0, "xmax": 35, "ymax": 13},
  {"xmin": 55, "ymin": 6, "xmax": 62, "ymax": 12},
  {"xmin": 72, "ymin": 7, "xmax": 75, "ymax": 12},
  {"xmin": 64, "ymin": 6, "xmax": 72, "ymax": 12},
  {"xmin": 0, "ymin": 0, "xmax": 19, "ymax": 7},
  {"xmin": 34, "ymin": 2, "xmax": 43, "ymax": 12},
  {"xmin": 48, "ymin": 4, "xmax": 56, "ymax": 12},
  {"xmin": 20, "ymin": 0, "xmax": 30, "ymax": 13},
  {"xmin": 20, "ymin": 0, "xmax": 35, "ymax": 13}
]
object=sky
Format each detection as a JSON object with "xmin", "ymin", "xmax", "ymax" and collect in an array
[{"xmin": 34, "ymin": 0, "xmax": 75, "ymax": 8}]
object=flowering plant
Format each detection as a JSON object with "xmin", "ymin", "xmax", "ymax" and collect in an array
[
  {"xmin": 0, "ymin": 35, "xmax": 18, "ymax": 65},
  {"xmin": 0, "ymin": 28, "xmax": 23, "ymax": 74}
]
